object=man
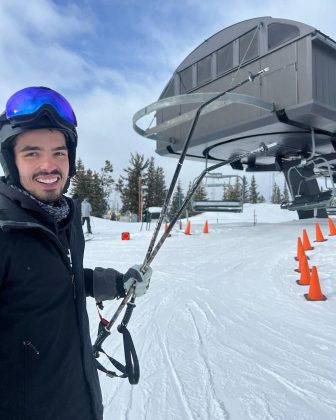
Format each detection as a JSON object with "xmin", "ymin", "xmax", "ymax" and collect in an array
[
  {"xmin": 82, "ymin": 196, "xmax": 93, "ymax": 234},
  {"xmin": 0, "ymin": 86, "xmax": 152, "ymax": 420}
]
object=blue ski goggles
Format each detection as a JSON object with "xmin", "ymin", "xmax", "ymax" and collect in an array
[{"xmin": 5, "ymin": 86, "xmax": 77, "ymax": 127}]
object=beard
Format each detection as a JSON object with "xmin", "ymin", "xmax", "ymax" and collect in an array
[
  {"xmin": 34, "ymin": 188, "xmax": 64, "ymax": 203},
  {"xmin": 20, "ymin": 170, "xmax": 67, "ymax": 204}
]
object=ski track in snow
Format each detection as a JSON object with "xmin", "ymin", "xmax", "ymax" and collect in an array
[
  {"xmin": 187, "ymin": 302, "xmax": 230, "ymax": 419},
  {"xmin": 161, "ymin": 328, "xmax": 195, "ymax": 420},
  {"xmin": 85, "ymin": 208, "xmax": 336, "ymax": 420}
]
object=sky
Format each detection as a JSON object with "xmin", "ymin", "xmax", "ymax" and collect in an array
[
  {"xmin": 0, "ymin": 0, "xmax": 336, "ymax": 200},
  {"xmin": 84, "ymin": 207, "xmax": 336, "ymax": 419}
]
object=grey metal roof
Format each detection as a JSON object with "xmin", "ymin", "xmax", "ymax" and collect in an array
[{"xmin": 176, "ymin": 17, "xmax": 316, "ymax": 71}]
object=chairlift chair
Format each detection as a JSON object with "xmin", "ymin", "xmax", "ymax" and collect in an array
[
  {"xmin": 281, "ymin": 131, "xmax": 336, "ymax": 212},
  {"xmin": 191, "ymin": 174, "xmax": 245, "ymax": 212},
  {"xmin": 325, "ymin": 174, "xmax": 336, "ymax": 215}
]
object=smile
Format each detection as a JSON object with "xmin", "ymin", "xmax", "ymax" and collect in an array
[{"xmin": 35, "ymin": 176, "xmax": 61, "ymax": 184}]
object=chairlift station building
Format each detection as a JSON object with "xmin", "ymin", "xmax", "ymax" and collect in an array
[{"xmin": 134, "ymin": 17, "xmax": 336, "ymax": 218}]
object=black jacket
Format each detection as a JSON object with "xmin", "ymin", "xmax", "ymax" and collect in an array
[{"xmin": 0, "ymin": 179, "xmax": 124, "ymax": 420}]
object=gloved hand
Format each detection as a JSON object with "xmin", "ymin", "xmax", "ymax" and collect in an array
[{"xmin": 123, "ymin": 265, "xmax": 152, "ymax": 297}]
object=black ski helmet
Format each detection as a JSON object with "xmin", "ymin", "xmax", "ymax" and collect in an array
[{"xmin": 0, "ymin": 86, "xmax": 78, "ymax": 189}]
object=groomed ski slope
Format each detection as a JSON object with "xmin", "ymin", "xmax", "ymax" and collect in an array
[{"xmin": 84, "ymin": 204, "xmax": 336, "ymax": 420}]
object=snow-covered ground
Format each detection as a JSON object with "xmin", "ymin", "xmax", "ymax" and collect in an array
[{"xmin": 84, "ymin": 204, "xmax": 336, "ymax": 420}]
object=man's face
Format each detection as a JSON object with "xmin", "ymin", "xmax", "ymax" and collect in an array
[{"xmin": 14, "ymin": 129, "xmax": 69, "ymax": 203}]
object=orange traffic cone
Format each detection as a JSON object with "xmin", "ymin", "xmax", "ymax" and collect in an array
[
  {"xmin": 295, "ymin": 237, "xmax": 302, "ymax": 261},
  {"xmin": 302, "ymin": 229, "xmax": 314, "ymax": 251},
  {"xmin": 304, "ymin": 266, "xmax": 327, "ymax": 301},
  {"xmin": 184, "ymin": 221, "xmax": 191, "ymax": 235},
  {"xmin": 203, "ymin": 220, "xmax": 209, "ymax": 234},
  {"xmin": 328, "ymin": 217, "xmax": 336, "ymax": 236},
  {"xmin": 294, "ymin": 249, "xmax": 310, "ymax": 273},
  {"xmin": 295, "ymin": 237, "xmax": 309, "ymax": 261},
  {"xmin": 294, "ymin": 252, "xmax": 301, "ymax": 272},
  {"xmin": 165, "ymin": 223, "xmax": 171, "ymax": 237},
  {"xmin": 296, "ymin": 253, "xmax": 310, "ymax": 285},
  {"xmin": 314, "ymin": 223, "xmax": 327, "ymax": 242}
]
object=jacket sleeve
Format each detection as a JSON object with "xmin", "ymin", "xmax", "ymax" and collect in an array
[
  {"xmin": 84, "ymin": 267, "xmax": 126, "ymax": 301},
  {"xmin": 0, "ymin": 231, "xmax": 11, "ymax": 289},
  {"xmin": 0, "ymin": 243, "xmax": 4, "ymax": 289}
]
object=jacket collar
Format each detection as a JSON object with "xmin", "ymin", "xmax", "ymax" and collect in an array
[{"xmin": 0, "ymin": 177, "xmax": 73, "ymax": 231}]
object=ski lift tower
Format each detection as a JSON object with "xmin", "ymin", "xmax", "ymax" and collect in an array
[{"xmin": 133, "ymin": 17, "xmax": 336, "ymax": 219}]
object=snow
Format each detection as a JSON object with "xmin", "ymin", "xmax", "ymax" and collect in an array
[
  {"xmin": 146, "ymin": 206, "xmax": 163, "ymax": 213},
  {"xmin": 84, "ymin": 204, "xmax": 336, "ymax": 420}
]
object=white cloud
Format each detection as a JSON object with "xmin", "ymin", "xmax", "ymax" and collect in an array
[
  {"xmin": 0, "ymin": 2, "xmax": 94, "ymax": 98},
  {"xmin": 0, "ymin": 1, "xmax": 92, "ymax": 40}
]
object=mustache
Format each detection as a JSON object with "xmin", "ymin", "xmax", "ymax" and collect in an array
[{"xmin": 33, "ymin": 170, "xmax": 63, "ymax": 179}]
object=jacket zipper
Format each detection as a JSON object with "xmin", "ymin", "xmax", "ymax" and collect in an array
[
  {"xmin": 23, "ymin": 340, "xmax": 40, "ymax": 355},
  {"xmin": 23, "ymin": 340, "xmax": 40, "ymax": 418},
  {"xmin": 67, "ymin": 247, "xmax": 76, "ymax": 300},
  {"xmin": 71, "ymin": 274, "xmax": 76, "ymax": 300}
]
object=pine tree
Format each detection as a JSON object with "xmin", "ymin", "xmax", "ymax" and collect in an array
[
  {"xmin": 143, "ymin": 157, "xmax": 156, "ymax": 209},
  {"xmin": 186, "ymin": 181, "xmax": 195, "ymax": 216},
  {"xmin": 169, "ymin": 181, "xmax": 185, "ymax": 220},
  {"xmin": 194, "ymin": 182, "xmax": 207, "ymax": 202},
  {"xmin": 271, "ymin": 182, "xmax": 278, "ymax": 204},
  {"xmin": 271, "ymin": 182, "xmax": 288, "ymax": 204},
  {"xmin": 116, "ymin": 152, "xmax": 149, "ymax": 217},
  {"xmin": 249, "ymin": 175, "xmax": 259, "ymax": 203},
  {"xmin": 153, "ymin": 166, "xmax": 167, "ymax": 206},
  {"xmin": 226, "ymin": 177, "xmax": 243, "ymax": 200},
  {"xmin": 186, "ymin": 181, "xmax": 207, "ymax": 216},
  {"xmin": 85, "ymin": 168, "xmax": 94, "ymax": 198},
  {"xmin": 100, "ymin": 160, "xmax": 114, "ymax": 206},
  {"xmin": 242, "ymin": 175, "xmax": 249, "ymax": 202},
  {"xmin": 71, "ymin": 159, "xmax": 114, "ymax": 217},
  {"xmin": 141, "ymin": 157, "xmax": 167, "ymax": 209},
  {"xmin": 234, "ymin": 176, "xmax": 243, "ymax": 200},
  {"xmin": 282, "ymin": 181, "xmax": 289, "ymax": 202},
  {"xmin": 222, "ymin": 183, "xmax": 228, "ymax": 199},
  {"xmin": 222, "ymin": 177, "xmax": 244, "ymax": 200},
  {"xmin": 71, "ymin": 158, "xmax": 88, "ymax": 198},
  {"xmin": 90, "ymin": 172, "xmax": 107, "ymax": 217},
  {"xmin": 142, "ymin": 157, "xmax": 167, "ymax": 209},
  {"xmin": 258, "ymin": 194, "xmax": 266, "ymax": 203},
  {"xmin": 223, "ymin": 183, "xmax": 234, "ymax": 200},
  {"xmin": 275, "ymin": 185, "xmax": 282, "ymax": 203},
  {"xmin": 227, "ymin": 185, "xmax": 236, "ymax": 200}
]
